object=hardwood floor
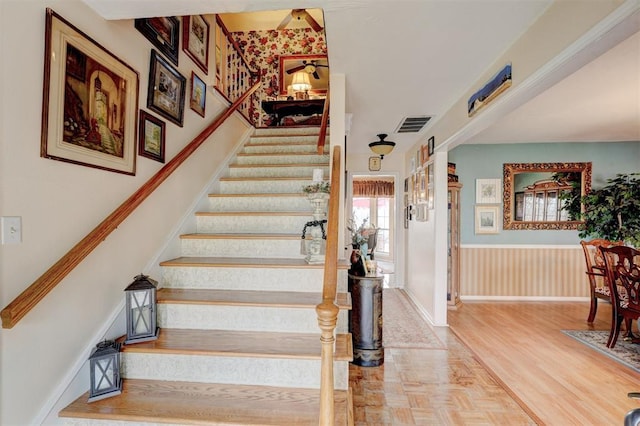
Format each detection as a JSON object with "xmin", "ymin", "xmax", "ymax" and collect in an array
[{"xmin": 351, "ymin": 295, "xmax": 640, "ymax": 425}]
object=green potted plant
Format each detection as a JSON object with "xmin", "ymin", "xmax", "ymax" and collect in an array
[{"xmin": 578, "ymin": 173, "xmax": 640, "ymax": 247}]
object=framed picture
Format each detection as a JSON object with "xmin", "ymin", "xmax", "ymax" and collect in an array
[
  {"xmin": 427, "ymin": 164, "xmax": 435, "ymax": 209},
  {"xmin": 138, "ymin": 110, "xmax": 165, "ymax": 163},
  {"xmin": 428, "ymin": 136, "xmax": 435, "ymax": 156},
  {"xmin": 41, "ymin": 8, "xmax": 139, "ymax": 175},
  {"xmin": 189, "ymin": 72, "xmax": 206, "ymax": 117},
  {"xmin": 147, "ymin": 49, "xmax": 186, "ymax": 127},
  {"xmin": 421, "ymin": 144, "xmax": 429, "ymax": 166},
  {"xmin": 468, "ymin": 63, "xmax": 512, "ymax": 117},
  {"xmin": 475, "ymin": 205, "xmax": 500, "ymax": 234},
  {"xmin": 476, "ymin": 178, "xmax": 501, "ymax": 204},
  {"xmin": 418, "ymin": 169, "xmax": 427, "ymax": 202},
  {"xmin": 183, "ymin": 15, "xmax": 210, "ymax": 74},
  {"xmin": 135, "ymin": 17, "xmax": 180, "ymax": 66},
  {"xmin": 279, "ymin": 54, "xmax": 329, "ymax": 96}
]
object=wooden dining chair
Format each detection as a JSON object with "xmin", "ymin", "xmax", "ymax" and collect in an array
[
  {"xmin": 581, "ymin": 239, "xmax": 624, "ymax": 323},
  {"xmin": 600, "ymin": 245, "xmax": 640, "ymax": 348}
]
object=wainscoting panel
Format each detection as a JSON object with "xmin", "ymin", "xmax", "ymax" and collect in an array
[{"xmin": 460, "ymin": 245, "xmax": 587, "ymax": 299}]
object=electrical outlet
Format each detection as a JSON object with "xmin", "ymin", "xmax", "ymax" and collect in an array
[{"xmin": 1, "ymin": 216, "xmax": 22, "ymax": 244}]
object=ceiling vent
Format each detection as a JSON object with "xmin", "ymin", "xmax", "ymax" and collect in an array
[{"xmin": 394, "ymin": 116, "xmax": 432, "ymax": 133}]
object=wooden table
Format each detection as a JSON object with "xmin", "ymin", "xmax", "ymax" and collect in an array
[{"xmin": 261, "ymin": 99, "xmax": 325, "ymax": 126}]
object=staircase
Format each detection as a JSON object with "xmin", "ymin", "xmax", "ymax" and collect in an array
[{"xmin": 60, "ymin": 127, "xmax": 353, "ymax": 425}]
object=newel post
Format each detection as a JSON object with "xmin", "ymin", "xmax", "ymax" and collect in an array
[{"xmin": 316, "ymin": 297, "xmax": 339, "ymax": 426}]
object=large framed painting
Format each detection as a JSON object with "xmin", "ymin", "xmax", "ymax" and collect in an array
[
  {"xmin": 147, "ymin": 49, "xmax": 186, "ymax": 127},
  {"xmin": 134, "ymin": 17, "xmax": 180, "ymax": 66},
  {"xmin": 41, "ymin": 8, "xmax": 139, "ymax": 175},
  {"xmin": 279, "ymin": 54, "xmax": 328, "ymax": 96},
  {"xmin": 183, "ymin": 15, "xmax": 210, "ymax": 75}
]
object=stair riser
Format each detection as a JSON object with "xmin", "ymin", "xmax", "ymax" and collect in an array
[
  {"xmin": 121, "ymin": 353, "xmax": 349, "ymax": 389},
  {"xmin": 249, "ymin": 135, "xmax": 321, "ymax": 145},
  {"xmin": 236, "ymin": 153, "xmax": 329, "ymax": 165},
  {"xmin": 162, "ymin": 267, "xmax": 349, "ymax": 292},
  {"xmin": 229, "ymin": 165, "xmax": 329, "ymax": 178},
  {"xmin": 243, "ymin": 144, "xmax": 328, "ymax": 154},
  {"xmin": 181, "ymin": 238, "xmax": 304, "ymax": 258},
  {"xmin": 254, "ymin": 127, "xmax": 325, "ymax": 136},
  {"xmin": 196, "ymin": 215, "xmax": 312, "ymax": 234},
  {"xmin": 158, "ymin": 304, "xmax": 349, "ymax": 333},
  {"xmin": 220, "ymin": 179, "xmax": 315, "ymax": 194},
  {"xmin": 208, "ymin": 195, "xmax": 311, "ymax": 212}
]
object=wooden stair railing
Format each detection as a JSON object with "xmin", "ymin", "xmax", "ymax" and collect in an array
[
  {"xmin": 317, "ymin": 89, "xmax": 330, "ymax": 154},
  {"xmin": 316, "ymin": 145, "xmax": 341, "ymax": 425},
  {"xmin": 1, "ymin": 81, "xmax": 261, "ymax": 329}
]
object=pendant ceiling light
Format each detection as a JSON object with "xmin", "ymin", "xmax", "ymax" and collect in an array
[{"xmin": 368, "ymin": 134, "xmax": 396, "ymax": 159}]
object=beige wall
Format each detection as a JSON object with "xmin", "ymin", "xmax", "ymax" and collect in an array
[
  {"xmin": 0, "ymin": 2, "xmax": 250, "ymax": 424},
  {"xmin": 403, "ymin": 1, "xmax": 625, "ymax": 326}
]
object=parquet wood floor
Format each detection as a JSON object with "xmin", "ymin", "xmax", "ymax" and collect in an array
[{"xmin": 351, "ymin": 295, "xmax": 640, "ymax": 425}]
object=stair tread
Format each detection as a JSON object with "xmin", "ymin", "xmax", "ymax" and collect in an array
[
  {"xmin": 208, "ymin": 193, "xmax": 306, "ymax": 198},
  {"xmin": 120, "ymin": 328, "xmax": 352, "ymax": 361},
  {"xmin": 229, "ymin": 163, "xmax": 328, "ymax": 168},
  {"xmin": 238, "ymin": 152, "xmax": 327, "ymax": 156},
  {"xmin": 181, "ymin": 233, "xmax": 302, "ymax": 240},
  {"xmin": 160, "ymin": 256, "xmax": 349, "ymax": 269},
  {"xmin": 195, "ymin": 211, "xmax": 311, "ymax": 216},
  {"xmin": 158, "ymin": 288, "xmax": 351, "ymax": 309},
  {"xmin": 60, "ymin": 379, "xmax": 349, "ymax": 425},
  {"xmin": 220, "ymin": 176, "xmax": 315, "ymax": 181}
]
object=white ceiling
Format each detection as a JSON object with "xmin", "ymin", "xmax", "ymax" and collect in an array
[{"xmin": 83, "ymin": 0, "xmax": 640, "ymax": 155}]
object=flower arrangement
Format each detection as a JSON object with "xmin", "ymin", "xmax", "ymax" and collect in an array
[
  {"xmin": 347, "ymin": 217, "xmax": 376, "ymax": 246},
  {"xmin": 302, "ymin": 181, "xmax": 330, "ymax": 194}
]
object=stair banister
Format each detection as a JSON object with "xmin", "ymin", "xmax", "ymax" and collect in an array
[
  {"xmin": 316, "ymin": 145, "xmax": 342, "ymax": 425},
  {"xmin": 0, "ymin": 81, "xmax": 261, "ymax": 329},
  {"xmin": 317, "ymin": 89, "xmax": 330, "ymax": 154}
]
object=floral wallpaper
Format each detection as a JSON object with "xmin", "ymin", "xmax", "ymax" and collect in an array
[{"xmin": 231, "ymin": 28, "xmax": 327, "ymax": 126}]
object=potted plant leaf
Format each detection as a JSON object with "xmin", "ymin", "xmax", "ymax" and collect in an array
[{"xmin": 578, "ymin": 173, "xmax": 640, "ymax": 247}]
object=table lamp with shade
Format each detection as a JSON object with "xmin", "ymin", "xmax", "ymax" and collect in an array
[{"xmin": 291, "ymin": 71, "xmax": 312, "ymax": 99}]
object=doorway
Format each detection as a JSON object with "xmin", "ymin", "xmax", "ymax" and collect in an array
[{"xmin": 351, "ymin": 175, "xmax": 396, "ymax": 286}]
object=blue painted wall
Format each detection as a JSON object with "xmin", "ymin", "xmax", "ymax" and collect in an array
[{"xmin": 448, "ymin": 142, "xmax": 640, "ymax": 245}]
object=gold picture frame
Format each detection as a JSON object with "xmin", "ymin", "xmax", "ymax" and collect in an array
[{"xmin": 41, "ymin": 8, "xmax": 139, "ymax": 175}]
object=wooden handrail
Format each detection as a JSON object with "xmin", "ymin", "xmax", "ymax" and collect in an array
[
  {"xmin": 317, "ymin": 89, "xmax": 330, "ymax": 155},
  {"xmin": 316, "ymin": 145, "xmax": 341, "ymax": 425},
  {"xmin": 1, "ymin": 81, "xmax": 262, "ymax": 329}
]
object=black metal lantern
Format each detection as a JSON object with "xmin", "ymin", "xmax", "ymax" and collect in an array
[
  {"xmin": 88, "ymin": 339, "xmax": 122, "ymax": 402},
  {"xmin": 124, "ymin": 274, "xmax": 159, "ymax": 344}
]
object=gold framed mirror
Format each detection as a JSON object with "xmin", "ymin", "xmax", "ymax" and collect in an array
[{"xmin": 503, "ymin": 162, "xmax": 592, "ymax": 230}]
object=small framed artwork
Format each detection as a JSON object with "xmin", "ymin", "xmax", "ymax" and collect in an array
[
  {"xmin": 476, "ymin": 178, "xmax": 501, "ymax": 204},
  {"xmin": 190, "ymin": 72, "xmax": 206, "ymax": 117},
  {"xmin": 418, "ymin": 169, "xmax": 427, "ymax": 202},
  {"xmin": 428, "ymin": 136, "xmax": 435, "ymax": 156},
  {"xmin": 138, "ymin": 111, "xmax": 165, "ymax": 163},
  {"xmin": 183, "ymin": 15, "xmax": 210, "ymax": 74},
  {"xmin": 427, "ymin": 164, "xmax": 435, "ymax": 209},
  {"xmin": 135, "ymin": 17, "xmax": 180, "ymax": 66},
  {"xmin": 416, "ymin": 204, "xmax": 428, "ymax": 222},
  {"xmin": 147, "ymin": 49, "xmax": 186, "ymax": 127},
  {"xmin": 421, "ymin": 144, "xmax": 429, "ymax": 166},
  {"xmin": 404, "ymin": 177, "xmax": 409, "ymax": 193},
  {"xmin": 41, "ymin": 8, "xmax": 139, "ymax": 175},
  {"xmin": 475, "ymin": 205, "xmax": 500, "ymax": 234}
]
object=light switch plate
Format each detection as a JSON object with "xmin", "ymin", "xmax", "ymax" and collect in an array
[{"xmin": 1, "ymin": 216, "xmax": 22, "ymax": 244}]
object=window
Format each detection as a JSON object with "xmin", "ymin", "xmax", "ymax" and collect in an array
[{"xmin": 352, "ymin": 196, "xmax": 394, "ymax": 258}]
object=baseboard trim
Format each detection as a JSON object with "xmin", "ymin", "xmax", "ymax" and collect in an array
[
  {"xmin": 461, "ymin": 296, "xmax": 589, "ymax": 302},
  {"xmin": 35, "ymin": 300, "xmax": 125, "ymax": 425}
]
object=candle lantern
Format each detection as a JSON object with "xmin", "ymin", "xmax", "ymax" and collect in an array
[
  {"xmin": 88, "ymin": 339, "xmax": 122, "ymax": 402},
  {"xmin": 124, "ymin": 274, "xmax": 159, "ymax": 344}
]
